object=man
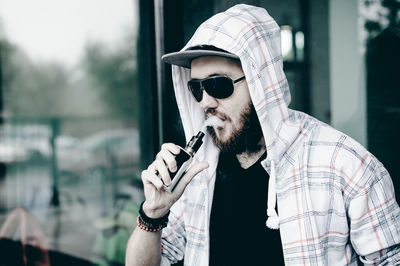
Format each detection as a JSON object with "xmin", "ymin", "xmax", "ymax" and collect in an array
[{"xmin": 126, "ymin": 4, "xmax": 400, "ymax": 265}]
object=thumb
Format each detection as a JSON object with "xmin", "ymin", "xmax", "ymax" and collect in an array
[{"xmin": 173, "ymin": 161, "xmax": 209, "ymax": 195}]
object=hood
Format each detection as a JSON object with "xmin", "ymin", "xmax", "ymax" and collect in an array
[
  {"xmin": 170, "ymin": 4, "xmax": 303, "ymax": 228},
  {"xmin": 171, "ymin": 4, "xmax": 300, "ymax": 166}
]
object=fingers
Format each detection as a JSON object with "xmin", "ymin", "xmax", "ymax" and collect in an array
[
  {"xmin": 153, "ymin": 159, "xmax": 172, "ymax": 186},
  {"xmin": 152, "ymin": 143, "xmax": 181, "ymax": 185},
  {"xmin": 141, "ymin": 169, "xmax": 164, "ymax": 190},
  {"xmin": 160, "ymin": 143, "xmax": 180, "ymax": 155},
  {"xmin": 158, "ymin": 144, "xmax": 180, "ymax": 172},
  {"xmin": 156, "ymin": 149, "xmax": 178, "ymax": 173},
  {"xmin": 143, "ymin": 143, "xmax": 207, "ymax": 196},
  {"xmin": 173, "ymin": 162, "xmax": 209, "ymax": 195}
]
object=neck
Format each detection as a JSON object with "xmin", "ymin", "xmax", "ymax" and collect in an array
[{"xmin": 236, "ymin": 138, "xmax": 266, "ymax": 169}]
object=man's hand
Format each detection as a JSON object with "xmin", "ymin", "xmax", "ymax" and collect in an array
[{"xmin": 141, "ymin": 143, "xmax": 209, "ymax": 218}]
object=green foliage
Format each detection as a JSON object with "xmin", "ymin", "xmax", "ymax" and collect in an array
[
  {"xmin": 0, "ymin": 32, "xmax": 138, "ymax": 119},
  {"xmin": 1, "ymin": 39, "xmax": 81, "ymax": 117},
  {"xmin": 91, "ymin": 202, "xmax": 139, "ymax": 265},
  {"xmin": 0, "ymin": 39, "xmax": 18, "ymax": 89},
  {"xmin": 8, "ymin": 62, "xmax": 69, "ymax": 117},
  {"xmin": 82, "ymin": 37, "xmax": 138, "ymax": 118}
]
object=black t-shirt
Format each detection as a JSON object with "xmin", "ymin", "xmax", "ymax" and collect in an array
[{"xmin": 209, "ymin": 152, "xmax": 284, "ymax": 266}]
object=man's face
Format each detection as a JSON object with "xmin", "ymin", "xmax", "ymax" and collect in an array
[{"xmin": 190, "ymin": 56, "xmax": 263, "ymax": 154}]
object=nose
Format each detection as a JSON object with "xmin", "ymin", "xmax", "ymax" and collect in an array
[{"xmin": 199, "ymin": 90, "xmax": 218, "ymax": 110}]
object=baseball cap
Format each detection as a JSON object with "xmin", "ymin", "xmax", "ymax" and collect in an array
[{"xmin": 161, "ymin": 45, "xmax": 240, "ymax": 69}]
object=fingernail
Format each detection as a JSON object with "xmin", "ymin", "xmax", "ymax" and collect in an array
[{"xmin": 171, "ymin": 166, "xmax": 177, "ymax": 173}]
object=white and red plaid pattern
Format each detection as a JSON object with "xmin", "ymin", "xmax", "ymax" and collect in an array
[{"xmin": 161, "ymin": 4, "xmax": 400, "ymax": 265}]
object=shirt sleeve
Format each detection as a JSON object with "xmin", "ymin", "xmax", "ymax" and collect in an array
[
  {"xmin": 160, "ymin": 197, "xmax": 186, "ymax": 264},
  {"xmin": 359, "ymin": 244, "xmax": 400, "ymax": 265},
  {"xmin": 347, "ymin": 156, "xmax": 400, "ymax": 265}
]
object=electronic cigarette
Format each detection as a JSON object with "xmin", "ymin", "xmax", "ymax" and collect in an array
[
  {"xmin": 162, "ymin": 131, "xmax": 205, "ymax": 193},
  {"xmin": 160, "ymin": 116, "xmax": 224, "ymax": 193}
]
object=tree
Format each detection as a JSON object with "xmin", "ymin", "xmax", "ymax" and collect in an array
[
  {"xmin": 0, "ymin": 31, "xmax": 138, "ymax": 120},
  {"xmin": 82, "ymin": 34, "xmax": 138, "ymax": 119},
  {"xmin": 0, "ymin": 39, "xmax": 112, "ymax": 118},
  {"xmin": 0, "ymin": 39, "xmax": 71, "ymax": 117}
]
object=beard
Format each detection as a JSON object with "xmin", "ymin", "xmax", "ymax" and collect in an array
[{"xmin": 207, "ymin": 102, "xmax": 264, "ymax": 155}]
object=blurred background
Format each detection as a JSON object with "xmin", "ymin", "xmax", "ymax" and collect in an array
[{"xmin": 0, "ymin": 0, "xmax": 398, "ymax": 265}]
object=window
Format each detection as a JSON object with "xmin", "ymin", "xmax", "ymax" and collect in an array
[{"xmin": 0, "ymin": 1, "xmax": 142, "ymax": 265}]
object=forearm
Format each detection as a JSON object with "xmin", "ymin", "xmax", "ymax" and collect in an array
[
  {"xmin": 125, "ymin": 227, "xmax": 162, "ymax": 266},
  {"xmin": 126, "ymin": 143, "xmax": 208, "ymax": 265}
]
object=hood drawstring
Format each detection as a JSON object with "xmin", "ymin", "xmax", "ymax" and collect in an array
[{"xmin": 266, "ymin": 160, "xmax": 280, "ymax": 229}]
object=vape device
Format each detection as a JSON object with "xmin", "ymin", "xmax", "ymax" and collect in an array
[
  {"xmin": 162, "ymin": 131, "xmax": 205, "ymax": 193},
  {"xmin": 160, "ymin": 116, "xmax": 224, "ymax": 193}
]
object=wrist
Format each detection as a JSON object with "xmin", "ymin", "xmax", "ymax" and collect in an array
[
  {"xmin": 142, "ymin": 201, "xmax": 170, "ymax": 219},
  {"xmin": 137, "ymin": 201, "xmax": 170, "ymax": 232}
]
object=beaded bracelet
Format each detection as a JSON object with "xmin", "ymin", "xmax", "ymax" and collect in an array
[
  {"xmin": 136, "ymin": 201, "xmax": 169, "ymax": 232},
  {"xmin": 137, "ymin": 216, "xmax": 165, "ymax": 232}
]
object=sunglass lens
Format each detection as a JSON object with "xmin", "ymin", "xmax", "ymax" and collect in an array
[
  {"xmin": 188, "ymin": 76, "xmax": 235, "ymax": 102},
  {"xmin": 188, "ymin": 81, "xmax": 203, "ymax": 102},
  {"xmin": 209, "ymin": 77, "xmax": 234, "ymax": 99}
]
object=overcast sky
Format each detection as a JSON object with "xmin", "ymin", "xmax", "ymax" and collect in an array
[{"xmin": 0, "ymin": 0, "xmax": 137, "ymax": 66}]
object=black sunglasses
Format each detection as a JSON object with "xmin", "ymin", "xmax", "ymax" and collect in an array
[{"xmin": 187, "ymin": 75, "xmax": 246, "ymax": 102}]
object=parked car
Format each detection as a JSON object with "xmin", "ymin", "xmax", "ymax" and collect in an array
[
  {"xmin": 56, "ymin": 129, "xmax": 139, "ymax": 180},
  {"xmin": 0, "ymin": 124, "xmax": 51, "ymax": 164},
  {"xmin": 0, "ymin": 142, "xmax": 29, "ymax": 164}
]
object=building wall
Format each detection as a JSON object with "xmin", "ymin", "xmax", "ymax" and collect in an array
[
  {"xmin": 329, "ymin": 0, "xmax": 367, "ymax": 146},
  {"xmin": 310, "ymin": 0, "xmax": 330, "ymax": 124}
]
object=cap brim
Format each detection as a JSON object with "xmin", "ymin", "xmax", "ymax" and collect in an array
[{"xmin": 161, "ymin": 50, "xmax": 239, "ymax": 69}]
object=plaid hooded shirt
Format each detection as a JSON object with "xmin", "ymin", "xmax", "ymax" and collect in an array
[{"xmin": 160, "ymin": 4, "xmax": 400, "ymax": 266}]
